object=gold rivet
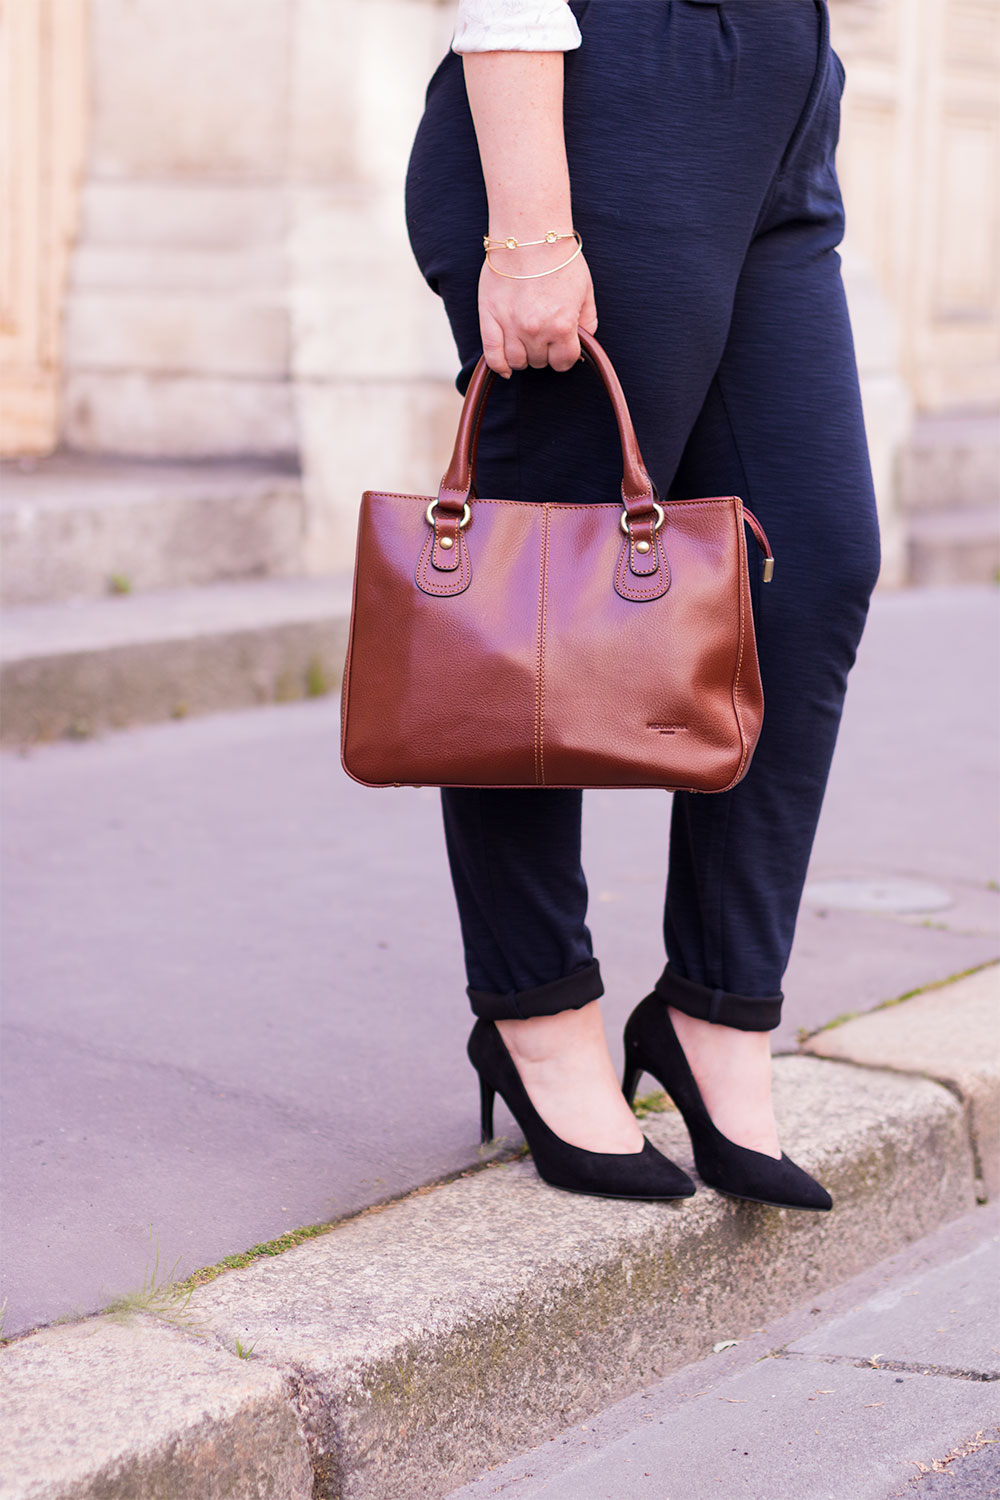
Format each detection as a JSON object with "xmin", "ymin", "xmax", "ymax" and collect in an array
[
  {"xmin": 439, "ymin": 535, "xmax": 454, "ymax": 549},
  {"xmin": 635, "ymin": 540, "xmax": 651, "ymax": 554},
  {"xmin": 505, "ymin": 237, "xmax": 518, "ymax": 250}
]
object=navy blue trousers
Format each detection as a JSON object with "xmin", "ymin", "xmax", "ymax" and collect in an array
[{"xmin": 404, "ymin": 0, "xmax": 881, "ymax": 1031}]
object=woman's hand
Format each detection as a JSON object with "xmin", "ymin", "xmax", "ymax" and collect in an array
[
  {"xmin": 462, "ymin": 48, "xmax": 594, "ymax": 377},
  {"xmin": 479, "ymin": 242, "xmax": 598, "ymax": 377}
]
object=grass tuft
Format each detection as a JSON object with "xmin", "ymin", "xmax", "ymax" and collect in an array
[
  {"xmin": 177, "ymin": 1220, "xmax": 349, "ymax": 1293},
  {"xmin": 103, "ymin": 1225, "xmax": 205, "ymax": 1334},
  {"xmin": 305, "ymin": 655, "xmax": 330, "ymax": 698},
  {"xmin": 631, "ymin": 1089, "xmax": 674, "ymax": 1119}
]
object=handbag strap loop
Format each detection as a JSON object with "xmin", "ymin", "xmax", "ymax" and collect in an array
[{"xmin": 435, "ymin": 328, "xmax": 659, "ymax": 524}]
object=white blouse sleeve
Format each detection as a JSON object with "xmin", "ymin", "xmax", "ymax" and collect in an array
[{"xmin": 452, "ymin": 0, "xmax": 582, "ymax": 54}]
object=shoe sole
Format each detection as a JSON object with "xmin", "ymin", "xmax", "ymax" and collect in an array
[
  {"xmin": 537, "ymin": 1176, "xmax": 697, "ymax": 1203},
  {"xmin": 702, "ymin": 1182, "xmax": 833, "ymax": 1211}
]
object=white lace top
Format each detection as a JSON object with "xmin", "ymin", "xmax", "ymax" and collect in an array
[{"xmin": 452, "ymin": 0, "xmax": 582, "ymax": 54}]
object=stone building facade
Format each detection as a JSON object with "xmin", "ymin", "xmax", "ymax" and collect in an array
[{"xmin": 2, "ymin": 0, "xmax": 998, "ymax": 589}]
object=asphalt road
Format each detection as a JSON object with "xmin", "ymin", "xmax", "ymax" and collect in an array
[{"xmin": 2, "ymin": 586, "xmax": 997, "ymax": 1338}]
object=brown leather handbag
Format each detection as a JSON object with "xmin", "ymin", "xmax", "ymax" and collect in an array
[{"xmin": 341, "ymin": 328, "xmax": 773, "ymax": 791}]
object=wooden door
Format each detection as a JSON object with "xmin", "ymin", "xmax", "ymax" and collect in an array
[{"xmin": 0, "ymin": 0, "xmax": 88, "ymax": 456}]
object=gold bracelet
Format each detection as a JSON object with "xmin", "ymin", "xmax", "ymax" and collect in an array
[
  {"xmin": 482, "ymin": 230, "xmax": 576, "ymax": 251},
  {"xmin": 484, "ymin": 230, "xmax": 584, "ymax": 281}
]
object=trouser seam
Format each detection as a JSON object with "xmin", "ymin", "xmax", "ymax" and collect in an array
[{"xmin": 705, "ymin": 369, "xmax": 756, "ymax": 993}]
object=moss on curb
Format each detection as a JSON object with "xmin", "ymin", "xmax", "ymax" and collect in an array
[
  {"xmin": 796, "ymin": 958, "xmax": 999, "ymax": 1045},
  {"xmin": 175, "ymin": 1148, "xmax": 530, "ymax": 1296}
]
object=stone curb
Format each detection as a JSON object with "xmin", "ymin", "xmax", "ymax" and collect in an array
[
  {"xmin": 2, "ymin": 981, "xmax": 996, "ymax": 1500},
  {"xmin": 1, "ymin": 1319, "xmax": 314, "ymax": 1500},
  {"xmin": 0, "ymin": 575, "xmax": 352, "ymax": 745},
  {"xmin": 803, "ymin": 964, "xmax": 1000, "ymax": 1199}
]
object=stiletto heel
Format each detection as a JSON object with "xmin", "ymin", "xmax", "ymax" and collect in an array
[
  {"xmin": 479, "ymin": 1075, "xmax": 495, "ymax": 1144},
  {"xmin": 467, "ymin": 1018, "xmax": 695, "ymax": 1201},
  {"xmin": 622, "ymin": 994, "xmax": 833, "ymax": 1211},
  {"xmin": 621, "ymin": 1059, "xmax": 643, "ymax": 1109}
]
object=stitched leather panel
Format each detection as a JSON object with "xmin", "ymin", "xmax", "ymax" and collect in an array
[
  {"xmin": 628, "ymin": 513, "xmax": 658, "ymax": 575},
  {"xmin": 430, "ymin": 508, "xmax": 463, "ymax": 572},
  {"xmin": 415, "ymin": 521, "xmax": 472, "ymax": 597},
  {"xmin": 343, "ymin": 491, "xmax": 761, "ymax": 790},
  {"xmin": 614, "ymin": 525, "xmax": 670, "ymax": 602}
]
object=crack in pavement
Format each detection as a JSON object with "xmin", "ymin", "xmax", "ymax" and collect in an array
[{"xmin": 774, "ymin": 1349, "xmax": 1000, "ymax": 1382}]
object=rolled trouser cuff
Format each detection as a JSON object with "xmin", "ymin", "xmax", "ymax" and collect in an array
[
  {"xmin": 468, "ymin": 959, "xmax": 604, "ymax": 1021},
  {"xmin": 654, "ymin": 964, "xmax": 782, "ymax": 1032}
]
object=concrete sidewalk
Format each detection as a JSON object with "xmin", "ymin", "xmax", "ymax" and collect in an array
[
  {"xmin": 2, "ymin": 967, "xmax": 998, "ymax": 1499},
  {"xmin": 2, "ymin": 585, "xmax": 997, "ymax": 1342}
]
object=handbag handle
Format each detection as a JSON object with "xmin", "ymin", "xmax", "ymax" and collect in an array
[{"xmin": 434, "ymin": 328, "xmax": 659, "ymax": 525}]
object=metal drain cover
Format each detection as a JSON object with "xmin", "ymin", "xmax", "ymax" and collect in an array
[{"xmin": 803, "ymin": 877, "xmax": 953, "ymax": 915}]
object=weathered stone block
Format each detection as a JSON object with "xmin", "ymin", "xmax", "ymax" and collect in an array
[
  {"xmin": 79, "ymin": 182, "xmax": 289, "ymax": 250},
  {"xmin": 298, "ymin": 377, "xmax": 462, "ymax": 572},
  {"xmin": 289, "ymin": 0, "xmax": 454, "ymax": 184},
  {"xmin": 61, "ymin": 373, "xmax": 297, "ymax": 458},
  {"xmin": 71, "ymin": 244, "xmax": 287, "ymax": 295},
  {"xmin": 65, "ymin": 293, "xmax": 289, "ymax": 379},
  {"xmin": 0, "ymin": 576, "xmax": 351, "ymax": 744},
  {"xmin": 289, "ymin": 192, "xmax": 458, "ymax": 384},
  {"xmin": 1, "ymin": 1315, "xmax": 312, "ymax": 1500},
  {"xmin": 90, "ymin": 0, "xmax": 292, "ymax": 178},
  {"xmin": 0, "ymin": 458, "xmax": 305, "ymax": 604},
  {"xmin": 804, "ymin": 966, "xmax": 1000, "ymax": 1200}
]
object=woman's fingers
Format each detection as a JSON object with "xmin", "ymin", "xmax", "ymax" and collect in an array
[
  {"xmin": 546, "ymin": 317, "xmax": 582, "ymax": 372},
  {"xmin": 478, "ymin": 255, "xmax": 598, "ymax": 376},
  {"xmin": 579, "ymin": 282, "xmax": 599, "ymax": 338},
  {"xmin": 512, "ymin": 307, "xmax": 562, "ymax": 368},
  {"xmin": 480, "ymin": 306, "xmax": 512, "ymax": 378},
  {"xmin": 482, "ymin": 307, "xmax": 533, "ymax": 378}
]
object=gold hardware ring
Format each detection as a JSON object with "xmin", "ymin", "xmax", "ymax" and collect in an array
[
  {"xmin": 620, "ymin": 501, "xmax": 665, "ymax": 537},
  {"xmin": 426, "ymin": 499, "xmax": 472, "ymax": 530}
]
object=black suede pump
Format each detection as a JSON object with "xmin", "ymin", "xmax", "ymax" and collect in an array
[
  {"xmin": 468, "ymin": 1018, "xmax": 696, "ymax": 1201},
  {"xmin": 622, "ymin": 993, "xmax": 833, "ymax": 1211}
]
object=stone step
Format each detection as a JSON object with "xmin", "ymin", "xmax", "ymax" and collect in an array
[
  {"xmin": 0, "ymin": 575, "xmax": 352, "ymax": 746},
  {"xmin": 905, "ymin": 504, "xmax": 1000, "ymax": 586},
  {"xmin": 899, "ymin": 411, "xmax": 1000, "ymax": 513},
  {"xmin": 0, "ymin": 456, "xmax": 305, "ymax": 604}
]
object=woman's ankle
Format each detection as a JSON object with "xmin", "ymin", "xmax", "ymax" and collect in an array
[
  {"xmin": 496, "ymin": 1001, "xmax": 645, "ymax": 1153},
  {"xmin": 667, "ymin": 1006, "xmax": 781, "ymax": 1158},
  {"xmin": 497, "ymin": 999, "xmax": 603, "ymax": 1063}
]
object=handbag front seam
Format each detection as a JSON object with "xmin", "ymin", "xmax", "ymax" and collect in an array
[
  {"xmin": 534, "ymin": 508, "xmax": 551, "ymax": 785},
  {"xmin": 541, "ymin": 507, "xmax": 551, "ymax": 784}
]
